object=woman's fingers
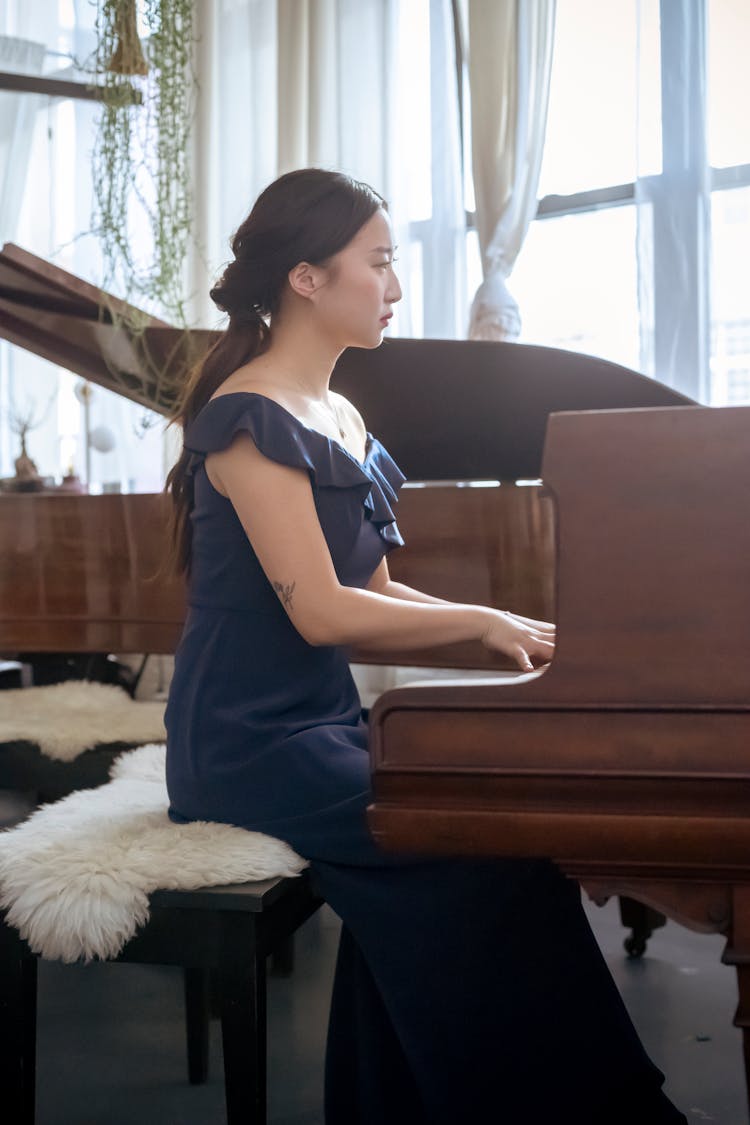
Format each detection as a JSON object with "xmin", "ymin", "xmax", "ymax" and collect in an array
[
  {"xmin": 481, "ymin": 610, "xmax": 556, "ymax": 667},
  {"xmin": 511, "ymin": 633, "xmax": 554, "ymax": 672},
  {"xmin": 523, "ymin": 633, "xmax": 555, "ymax": 668},
  {"xmin": 506, "ymin": 611, "xmax": 556, "ymax": 633},
  {"xmin": 512, "ymin": 646, "xmax": 535, "ymax": 672},
  {"xmin": 530, "ymin": 636, "xmax": 555, "ymax": 654}
]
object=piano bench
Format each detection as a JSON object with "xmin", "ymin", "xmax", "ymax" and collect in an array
[{"xmin": 0, "ymin": 872, "xmax": 323, "ymax": 1125}]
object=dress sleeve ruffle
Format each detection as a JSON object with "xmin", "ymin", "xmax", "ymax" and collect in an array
[
  {"xmin": 184, "ymin": 392, "xmax": 405, "ymax": 549},
  {"xmin": 363, "ymin": 446, "xmax": 405, "ymax": 549}
]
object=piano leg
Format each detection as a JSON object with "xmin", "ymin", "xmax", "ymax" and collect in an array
[
  {"xmin": 723, "ymin": 885, "xmax": 750, "ymax": 1121},
  {"xmin": 619, "ymin": 895, "xmax": 667, "ymax": 958}
]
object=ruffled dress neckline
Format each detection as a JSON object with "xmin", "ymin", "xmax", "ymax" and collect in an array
[
  {"xmin": 183, "ymin": 389, "xmax": 405, "ymax": 551},
  {"xmin": 204, "ymin": 391, "xmax": 374, "ymax": 470}
]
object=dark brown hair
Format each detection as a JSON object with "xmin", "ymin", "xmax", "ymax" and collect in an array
[{"xmin": 165, "ymin": 168, "xmax": 385, "ymax": 575}]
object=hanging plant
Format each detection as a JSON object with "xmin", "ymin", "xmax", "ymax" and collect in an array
[{"xmin": 89, "ymin": 0, "xmax": 196, "ymax": 326}]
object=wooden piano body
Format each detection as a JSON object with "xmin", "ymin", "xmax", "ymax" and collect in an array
[{"xmin": 0, "ymin": 337, "xmax": 691, "ymax": 665}]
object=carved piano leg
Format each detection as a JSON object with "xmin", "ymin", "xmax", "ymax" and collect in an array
[{"xmin": 619, "ymin": 896, "xmax": 666, "ymax": 959}]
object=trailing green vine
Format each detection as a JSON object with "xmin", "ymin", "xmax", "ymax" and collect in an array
[{"xmin": 89, "ymin": 0, "xmax": 196, "ymax": 327}]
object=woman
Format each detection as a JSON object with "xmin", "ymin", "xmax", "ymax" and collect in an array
[{"xmin": 165, "ymin": 168, "xmax": 686, "ymax": 1123}]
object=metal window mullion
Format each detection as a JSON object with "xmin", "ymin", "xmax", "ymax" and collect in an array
[
  {"xmin": 425, "ymin": 0, "xmax": 461, "ymax": 337},
  {"xmin": 649, "ymin": 0, "xmax": 710, "ymax": 400},
  {"xmin": 536, "ymin": 183, "xmax": 636, "ymax": 219},
  {"xmin": 711, "ymin": 163, "xmax": 750, "ymax": 191}
]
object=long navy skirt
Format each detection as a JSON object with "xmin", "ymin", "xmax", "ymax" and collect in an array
[{"xmin": 235, "ymin": 772, "xmax": 687, "ymax": 1125}]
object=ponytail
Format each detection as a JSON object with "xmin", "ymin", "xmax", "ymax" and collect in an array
[{"xmin": 164, "ymin": 314, "xmax": 268, "ymax": 576}]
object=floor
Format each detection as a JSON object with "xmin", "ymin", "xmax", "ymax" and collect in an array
[{"xmin": 31, "ymin": 894, "xmax": 745, "ymax": 1125}]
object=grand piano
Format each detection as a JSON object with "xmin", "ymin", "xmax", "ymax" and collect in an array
[{"xmin": 2, "ymin": 245, "xmax": 749, "ymax": 1109}]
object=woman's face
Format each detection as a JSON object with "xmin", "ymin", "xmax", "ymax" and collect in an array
[{"xmin": 314, "ymin": 208, "xmax": 402, "ymax": 349}]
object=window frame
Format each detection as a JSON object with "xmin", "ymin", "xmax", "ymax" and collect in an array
[{"xmin": 457, "ymin": 0, "xmax": 749, "ymax": 403}]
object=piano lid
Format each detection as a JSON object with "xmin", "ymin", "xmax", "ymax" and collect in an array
[
  {"xmin": 332, "ymin": 338, "xmax": 696, "ymax": 481},
  {"xmin": 0, "ymin": 243, "xmax": 214, "ymax": 416},
  {"xmin": 1, "ymin": 243, "xmax": 694, "ymax": 476}
]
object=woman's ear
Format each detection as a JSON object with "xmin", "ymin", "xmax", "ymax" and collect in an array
[{"xmin": 288, "ymin": 261, "xmax": 325, "ymax": 302}]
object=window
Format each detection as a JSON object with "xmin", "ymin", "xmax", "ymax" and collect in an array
[
  {"xmin": 462, "ymin": 0, "xmax": 750, "ymax": 406},
  {"xmin": 390, "ymin": 0, "xmax": 466, "ymax": 340}
]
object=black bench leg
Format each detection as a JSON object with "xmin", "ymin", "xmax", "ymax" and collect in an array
[
  {"xmin": 270, "ymin": 934, "xmax": 295, "ymax": 977},
  {"xmin": 0, "ymin": 924, "xmax": 37, "ymax": 1125},
  {"xmin": 217, "ymin": 917, "xmax": 267, "ymax": 1125},
  {"xmin": 184, "ymin": 967, "xmax": 211, "ymax": 1084}
]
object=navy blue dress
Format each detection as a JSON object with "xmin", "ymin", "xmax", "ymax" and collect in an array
[{"xmin": 166, "ymin": 392, "xmax": 686, "ymax": 1124}]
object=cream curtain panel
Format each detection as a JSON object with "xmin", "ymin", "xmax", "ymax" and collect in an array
[
  {"xmin": 467, "ymin": 0, "xmax": 556, "ymax": 340},
  {"xmin": 192, "ymin": 0, "xmax": 405, "ymax": 327},
  {"xmin": 192, "ymin": 0, "xmax": 465, "ymax": 339},
  {"xmin": 277, "ymin": 0, "xmax": 348, "ymax": 172}
]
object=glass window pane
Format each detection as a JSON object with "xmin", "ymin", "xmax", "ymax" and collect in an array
[
  {"xmin": 406, "ymin": 239, "xmax": 424, "ymax": 338},
  {"xmin": 710, "ymin": 186, "xmax": 750, "ymax": 405},
  {"xmin": 708, "ymin": 0, "xmax": 750, "ymax": 169},
  {"xmin": 511, "ymin": 206, "xmax": 639, "ymax": 371},
  {"xmin": 396, "ymin": 0, "xmax": 432, "ymax": 222},
  {"xmin": 539, "ymin": 0, "xmax": 660, "ymax": 197}
]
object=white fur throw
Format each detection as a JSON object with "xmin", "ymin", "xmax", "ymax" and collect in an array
[
  {"xmin": 0, "ymin": 744, "xmax": 307, "ymax": 963},
  {"xmin": 0, "ymin": 681, "xmax": 166, "ymax": 760}
]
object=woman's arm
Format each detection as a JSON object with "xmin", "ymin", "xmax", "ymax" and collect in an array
[
  {"xmin": 206, "ymin": 434, "xmax": 554, "ymax": 670},
  {"xmin": 366, "ymin": 558, "xmax": 449, "ymax": 605},
  {"xmin": 366, "ymin": 561, "xmax": 556, "ymax": 638}
]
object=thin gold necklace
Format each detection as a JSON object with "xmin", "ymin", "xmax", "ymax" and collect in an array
[
  {"xmin": 327, "ymin": 398, "xmax": 346, "ymax": 442},
  {"xmin": 272, "ymin": 377, "xmax": 346, "ymax": 441},
  {"xmin": 309, "ymin": 394, "xmax": 346, "ymax": 441}
]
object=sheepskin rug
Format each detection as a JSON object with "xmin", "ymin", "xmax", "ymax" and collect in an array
[
  {"xmin": 0, "ymin": 681, "xmax": 166, "ymax": 760},
  {"xmin": 0, "ymin": 743, "xmax": 307, "ymax": 963}
]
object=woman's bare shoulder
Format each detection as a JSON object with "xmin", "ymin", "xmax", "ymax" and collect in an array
[{"xmin": 331, "ymin": 391, "xmax": 367, "ymax": 440}]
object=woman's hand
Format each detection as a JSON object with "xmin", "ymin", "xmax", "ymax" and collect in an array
[{"xmin": 479, "ymin": 609, "xmax": 556, "ymax": 672}]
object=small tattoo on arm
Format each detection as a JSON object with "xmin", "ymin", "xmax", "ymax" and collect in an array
[{"xmin": 273, "ymin": 580, "xmax": 296, "ymax": 610}]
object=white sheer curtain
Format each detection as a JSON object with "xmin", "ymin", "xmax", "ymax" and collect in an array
[
  {"xmin": 0, "ymin": 30, "xmax": 45, "ymax": 476},
  {"xmin": 0, "ymin": 35, "xmax": 45, "ymax": 241},
  {"xmin": 466, "ymin": 0, "xmax": 555, "ymax": 341},
  {"xmin": 191, "ymin": 0, "xmax": 397, "ymax": 326},
  {"xmin": 415, "ymin": 0, "xmax": 466, "ymax": 339},
  {"xmin": 189, "ymin": 0, "xmax": 465, "ymax": 340}
]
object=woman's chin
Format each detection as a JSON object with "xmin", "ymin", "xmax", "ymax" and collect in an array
[
  {"xmin": 364, "ymin": 327, "xmax": 388, "ymax": 349},
  {"xmin": 342, "ymin": 326, "xmax": 389, "ymax": 351}
]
